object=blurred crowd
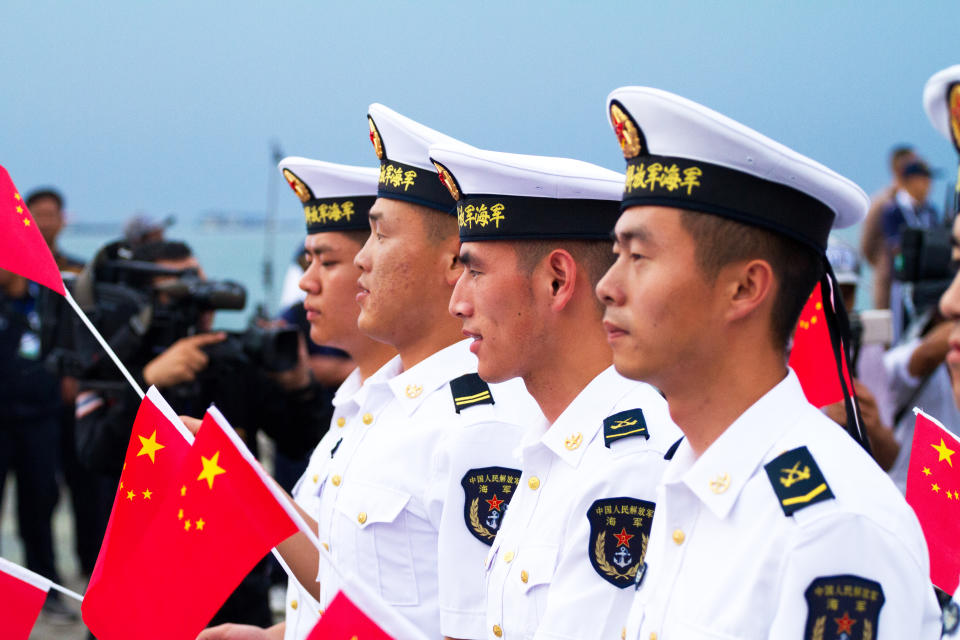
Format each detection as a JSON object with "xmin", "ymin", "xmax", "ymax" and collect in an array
[{"xmin": 1, "ymin": 144, "xmax": 958, "ymax": 629}]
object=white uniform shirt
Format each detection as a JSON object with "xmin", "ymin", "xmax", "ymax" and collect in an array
[
  {"xmin": 307, "ymin": 339, "xmax": 541, "ymax": 639},
  {"xmin": 623, "ymin": 370, "xmax": 941, "ymax": 640},
  {"xmin": 484, "ymin": 367, "xmax": 680, "ymax": 640},
  {"xmin": 284, "ymin": 368, "xmax": 367, "ymax": 640}
]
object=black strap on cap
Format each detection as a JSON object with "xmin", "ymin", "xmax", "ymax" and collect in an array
[{"xmin": 819, "ymin": 262, "xmax": 871, "ymax": 455}]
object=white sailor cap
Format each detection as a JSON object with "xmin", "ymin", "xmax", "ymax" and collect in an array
[
  {"xmin": 278, "ymin": 156, "xmax": 378, "ymax": 234},
  {"xmin": 367, "ymin": 103, "xmax": 464, "ymax": 212},
  {"xmin": 428, "ymin": 143, "xmax": 624, "ymax": 241},
  {"xmin": 606, "ymin": 87, "xmax": 868, "ymax": 253},
  {"xmin": 923, "ymin": 65, "xmax": 960, "ymax": 152}
]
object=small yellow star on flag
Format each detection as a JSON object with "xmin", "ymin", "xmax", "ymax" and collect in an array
[
  {"xmin": 137, "ymin": 430, "xmax": 166, "ymax": 463},
  {"xmin": 15, "ymin": 205, "xmax": 22, "ymax": 213},
  {"xmin": 195, "ymin": 518, "xmax": 205, "ymax": 531},
  {"xmin": 127, "ymin": 490, "xmax": 136, "ymax": 501},
  {"xmin": 142, "ymin": 489, "xmax": 152, "ymax": 500},
  {"xmin": 14, "ymin": 192, "xmax": 20, "ymax": 200},
  {"xmin": 197, "ymin": 451, "xmax": 226, "ymax": 489},
  {"xmin": 923, "ymin": 467, "xmax": 932, "ymax": 476},
  {"xmin": 22, "ymin": 218, "xmax": 29, "ymax": 226}
]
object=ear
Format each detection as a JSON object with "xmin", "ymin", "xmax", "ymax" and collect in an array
[
  {"xmin": 542, "ymin": 249, "xmax": 578, "ymax": 312},
  {"xmin": 441, "ymin": 236, "xmax": 464, "ymax": 287},
  {"xmin": 723, "ymin": 258, "xmax": 775, "ymax": 324}
]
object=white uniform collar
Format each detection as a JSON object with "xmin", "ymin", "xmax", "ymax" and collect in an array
[
  {"xmin": 332, "ymin": 367, "xmax": 364, "ymax": 408},
  {"xmin": 537, "ymin": 366, "xmax": 638, "ymax": 468},
  {"xmin": 386, "ymin": 339, "xmax": 478, "ymax": 415},
  {"xmin": 667, "ymin": 369, "xmax": 807, "ymax": 520}
]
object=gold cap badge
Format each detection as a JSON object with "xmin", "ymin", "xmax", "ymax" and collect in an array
[
  {"xmin": 949, "ymin": 84, "xmax": 960, "ymax": 152},
  {"xmin": 610, "ymin": 102, "xmax": 642, "ymax": 159},
  {"xmin": 432, "ymin": 160, "xmax": 461, "ymax": 201},
  {"xmin": 282, "ymin": 169, "xmax": 312, "ymax": 203},
  {"xmin": 368, "ymin": 116, "xmax": 385, "ymax": 160}
]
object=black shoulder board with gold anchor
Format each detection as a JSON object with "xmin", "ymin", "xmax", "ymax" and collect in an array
[
  {"xmin": 764, "ymin": 446, "xmax": 835, "ymax": 516},
  {"xmin": 603, "ymin": 409, "xmax": 649, "ymax": 448},
  {"xmin": 460, "ymin": 466, "xmax": 521, "ymax": 545},
  {"xmin": 803, "ymin": 575, "xmax": 884, "ymax": 640},
  {"xmin": 450, "ymin": 373, "xmax": 494, "ymax": 413},
  {"xmin": 587, "ymin": 497, "xmax": 655, "ymax": 588}
]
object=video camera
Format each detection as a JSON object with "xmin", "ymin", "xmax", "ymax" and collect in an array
[
  {"xmin": 42, "ymin": 241, "xmax": 299, "ymax": 384},
  {"xmin": 893, "ymin": 226, "xmax": 955, "ymax": 318}
]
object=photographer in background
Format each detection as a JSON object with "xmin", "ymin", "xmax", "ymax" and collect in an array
[{"xmin": 73, "ymin": 239, "xmax": 332, "ymax": 627}]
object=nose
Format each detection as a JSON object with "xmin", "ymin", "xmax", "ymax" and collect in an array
[
  {"xmin": 299, "ymin": 260, "xmax": 320, "ymax": 295},
  {"xmin": 596, "ymin": 260, "xmax": 625, "ymax": 307},
  {"xmin": 449, "ymin": 271, "xmax": 473, "ymax": 319},
  {"xmin": 940, "ymin": 270, "xmax": 960, "ymax": 320},
  {"xmin": 354, "ymin": 234, "xmax": 373, "ymax": 272}
]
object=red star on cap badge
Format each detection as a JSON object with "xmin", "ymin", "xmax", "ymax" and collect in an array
[
  {"xmin": 614, "ymin": 120, "xmax": 626, "ymax": 146},
  {"xmin": 834, "ymin": 612, "xmax": 856, "ymax": 634},
  {"xmin": 613, "ymin": 527, "xmax": 634, "ymax": 548},
  {"xmin": 485, "ymin": 494, "xmax": 504, "ymax": 512}
]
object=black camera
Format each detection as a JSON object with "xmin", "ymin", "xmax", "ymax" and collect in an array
[
  {"xmin": 893, "ymin": 226, "xmax": 955, "ymax": 315},
  {"xmin": 42, "ymin": 241, "xmax": 299, "ymax": 383}
]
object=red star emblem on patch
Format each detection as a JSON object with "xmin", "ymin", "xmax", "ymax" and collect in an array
[
  {"xmin": 485, "ymin": 494, "xmax": 504, "ymax": 512},
  {"xmin": 613, "ymin": 527, "xmax": 634, "ymax": 548},
  {"xmin": 834, "ymin": 611, "xmax": 856, "ymax": 634}
]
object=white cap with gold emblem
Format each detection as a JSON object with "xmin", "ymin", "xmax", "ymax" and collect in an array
[
  {"xmin": 277, "ymin": 156, "xmax": 378, "ymax": 234},
  {"xmin": 923, "ymin": 65, "xmax": 960, "ymax": 152},
  {"xmin": 606, "ymin": 86, "xmax": 867, "ymax": 253}
]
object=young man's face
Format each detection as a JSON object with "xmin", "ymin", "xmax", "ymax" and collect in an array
[
  {"xmin": 353, "ymin": 198, "xmax": 458, "ymax": 346},
  {"xmin": 596, "ymin": 206, "xmax": 717, "ymax": 388},
  {"xmin": 449, "ymin": 241, "xmax": 545, "ymax": 383},
  {"xmin": 938, "ymin": 214, "xmax": 960, "ymax": 407},
  {"xmin": 29, "ymin": 196, "xmax": 64, "ymax": 247},
  {"xmin": 299, "ymin": 231, "xmax": 366, "ymax": 349}
]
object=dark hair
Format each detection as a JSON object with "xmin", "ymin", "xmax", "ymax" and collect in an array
[
  {"xmin": 678, "ymin": 211, "xmax": 823, "ymax": 350},
  {"xmin": 131, "ymin": 240, "xmax": 193, "ymax": 263},
  {"xmin": 25, "ymin": 188, "xmax": 64, "ymax": 210}
]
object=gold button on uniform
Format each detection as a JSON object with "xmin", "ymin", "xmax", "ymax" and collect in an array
[
  {"xmin": 650, "ymin": 633, "xmax": 658, "ymax": 640},
  {"xmin": 620, "ymin": 627, "xmax": 626, "ymax": 640},
  {"xmin": 520, "ymin": 570, "xmax": 529, "ymax": 583},
  {"xmin": 291, "ymin": 600, "xmax": 298, "ymax": 610},
  {"xmin": 672, "ymin": 529, "xmax": 685, "ymax": 545},
  {"xmin": 331, "ymin": 475, "xmax": 342, "ymax": 486},
  {"xmin": 336, "ymin": 416, "xmax": 346, "ymax": 427},
  {"xmin": 362, "ymin": 413, "xmax": 373, "ymax": 425},
  {"xmin": 312, "ymin": 474, "xmax": 319, "ymax": 484},
  {"xmin": 527, "ymin": 476, "xmax": 540, "ymax": 490},
  {"xmin": 322, "ymin": 542, "xmax": 329, "ymax": 551},
  {"xmin": 358, "ymin": 512, "xmax": 367, "ymax": 524},
  {"xmin": 503, "ymin": 550, "xmax": 514, "ymax": 563},
  {"xmin": 493, "ymin": 624, "xmax": 503, "ymax": 637}
]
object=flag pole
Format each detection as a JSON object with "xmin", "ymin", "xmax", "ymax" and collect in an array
[
  {"xmin": 0, "ymin": 557, "xmax": 83, "ymax": 603},
  {"xmin": 49, "ymin": 581, "xmax": 84, "ymax": 603},
  {"xmin": 62, "ymin": 287, "xmax": 145, "ymax": 399}
]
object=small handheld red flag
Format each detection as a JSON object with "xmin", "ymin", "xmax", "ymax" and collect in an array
[
  {"xmin": 0, "ymin": 165, "xmax": 65, "ymax": 295},
  {"xmin": 788, "ymin": 285, "xmax": 854, "ymax": 407},
  {"xmin": 906, "ymin": 409, "xmax": 960, "ymax": 593},
  {"xmin": 81, "ymin": 387, "xmax": 193, "ymax": 638},
  {"xmin": 0, "ymin": 557, "xmax": 52, "ymax": 640}
]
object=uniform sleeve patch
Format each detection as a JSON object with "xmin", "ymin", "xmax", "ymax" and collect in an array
[
  {"xmin": 460, "ymin": 466, "xmax": 520, "ymax": 545},
  {"xmin": 587, "ymin": 497, "xmax": 655, "ymax": 589},
  {"xmin": 603, "ymin": 409, "xmax": 649, "ymax": 448},
  {"xmin": 803, "ymin": 575, "xmax": 884, "ymax": 640},
  {"xmin": 764, "ymin": 446, "xmax": 834, "ymax": 516},
  {"xmin": 449, "ymin": 373, "xmax": 495, "ymax": 413}
]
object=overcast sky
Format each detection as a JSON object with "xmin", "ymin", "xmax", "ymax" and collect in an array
[{"xmin": 2, "ymin": 1, "xmax": 958, "ymax": 223}]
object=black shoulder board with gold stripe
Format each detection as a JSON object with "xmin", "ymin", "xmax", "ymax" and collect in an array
[
  {"xmin": 450, "ymin": 373, "xmax": 494, "ymax": 413},
  {"xmin": 603, "ymin": 409, "xmax": 649, "ymax": 448},
  {"xmin": 764, "ymin": 446, "xmax": 834, "ymax": 516}
]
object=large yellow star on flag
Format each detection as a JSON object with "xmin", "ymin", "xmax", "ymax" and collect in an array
[
  {"xmin": 197, "ymin": 451, "xmax": 226, "ymax": 489},
  {"xmin": 137, "ymin": 430, "xmax": 165, "ymax": 463},
  {"xmin": 932, "ymin": 438, "xmax": 956, "ymax": 467}
]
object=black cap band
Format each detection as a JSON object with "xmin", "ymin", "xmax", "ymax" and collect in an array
[
  {"xmin": 622, "ymin": 155, "xmax": 836, "ymax": 253},
  {"xmin": 303, "ymin": 196, "xmax": 376, "ymax": 234},
  {"xmin": 377, "ymin": 160, "xmax": 455, "ymax": 213},
  {"xmin": 457, "ymin": 195, "xmax": 621, "ymax": 241}
]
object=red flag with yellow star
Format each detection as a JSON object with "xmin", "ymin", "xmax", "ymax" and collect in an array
[
  {"xmin": 305, "ymin": 591, "xmax": 394, "ymax": 640},
  {"xmin": 118, "ymin": 406, "xmax": 301, "ymax": 638},
  {"xmin": 81, "ymin": 386, "xmax": 193, "ymax": 638},
  {"xmin": 0, "ymin": 557, "xmax": 51, "ymax": 640},
  {"xmin": 906, "ymin": 409, "xmax": 960, "ymax": 593},
  {"xmin": 788, "ymin": 285, "xmax": 853, "ymax": 407},
  {"xmin": 0, "ymin": 165, "xmax": 65, "ymax": 295}
]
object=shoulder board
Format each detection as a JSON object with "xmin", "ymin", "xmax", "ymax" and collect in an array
[
  {"xmin": 603, "ymin": 408, "xmax": 649, "ymax": 448},
  {"xmin": 764, "ymin": 446, "xmax": 834, "ymax": 516},
  {"xmin": 450, "ymin": 373, "xmax": 495, "ymax": 413}
]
